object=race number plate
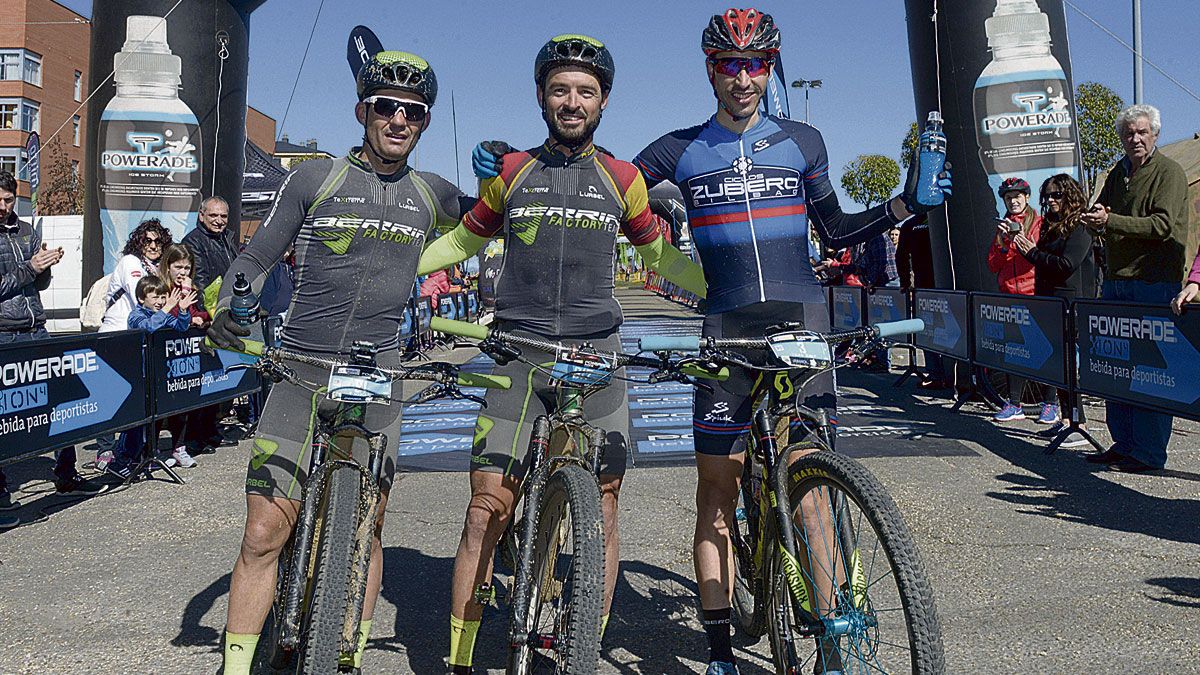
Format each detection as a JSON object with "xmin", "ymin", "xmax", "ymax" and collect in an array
[
  {"xmin": 327, "ymin": 364, "xmax": 392, "ymax": 404},
  {"xmin": 550, "ymin": 350, "xmax": 615, "ymax": 388},
  {"xmin": 767, "ymin": 331, "xmax": 833, "ymax": 368}
]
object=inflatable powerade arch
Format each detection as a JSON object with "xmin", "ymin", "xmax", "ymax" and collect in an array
[
  {"xmin": 905, "ymin": 0, "xmax": 1083, "ymax": 291},
  {"xmin": 83, "ymin": 0, "xmax": 265, "ymax": 281}
]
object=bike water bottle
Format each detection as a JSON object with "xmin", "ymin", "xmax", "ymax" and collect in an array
[
  {"xmin": 917, "ymin": 111, "xmax": 947, "ymax": 206},
  {"xmin": 229, "ymin": 272, "xmax": 260, "ymax": 326}
]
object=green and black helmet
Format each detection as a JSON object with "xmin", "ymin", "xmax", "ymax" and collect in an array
[
  {"xmin": 534, "ymin": 34, "xmax": 615, "ymax": 93},
  {"xmin": 357, "ymin": 50, "xmax": 438, "ymax": 106}
]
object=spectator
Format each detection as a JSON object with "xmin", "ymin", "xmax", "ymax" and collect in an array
[
  {"xmin": 259, "ymin": 245, "xmax": 295, "ymax": 348},
  {"xmin": 159, "ymin": 244, "xmax": 217, "ymax": 466},
  {"xmin": 896, "ymin": 214, "xmax": 949, "ymax": 389},
  {"xmin": 987, "ymin": 177, "xmax": 1058, "ymax": 424},
  {"xmin": 182, "ymin": 196, "xmax": 238, "ymax": 294},
  {"xmin": 1170, "ymin": 245, "xmax": 1200, "ymax": 315},
  {"xmin": 0, "ymin": 171, "xmax": 101, "ymax": 524},
  {"xmin": 1081, "ymin": 103, "xmax": 1190, "ymax": 473},
  {"xmin": 855, "ymin": 232, "xmax": 898, "ymax": 372},
  {"xmin": 821, "ymin": 247, "xmax": 862, "ymax": 287},
  {"xmin": 1012, "ymin": 174, "xmax": 1096, "ymax": 447},
  {"xmin": 106, "ymin": 276, "xmax": 195, "ymax": 480}
]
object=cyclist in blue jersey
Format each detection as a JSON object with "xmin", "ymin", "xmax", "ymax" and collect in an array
[{"xmin": 472, "ymin": 9, "xmax": 950, "ymax": 673}]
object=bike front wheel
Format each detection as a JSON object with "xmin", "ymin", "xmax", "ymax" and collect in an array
[
  {"xmin": 785, "ymin": 449, "xmax": 944, "ymax": 674},
  {"xmin": 508, "ymin": 464, "xmax": 604, "ymax": 674}
]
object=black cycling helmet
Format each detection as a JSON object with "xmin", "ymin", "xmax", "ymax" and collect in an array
[
  {"xmin": 702, "ymin": 8, "xmax": 781, "ymax": 55},
  {"xmin": 534, "ymin": 34, "xmax": 615, "ymax": 93},
  {"xmin": 357, "ymin": 50, "xmax": 438, "ymax": 106},
  {"xmin": 998, "ymin": 177, "xmax": 1031, "ymax": 197}
]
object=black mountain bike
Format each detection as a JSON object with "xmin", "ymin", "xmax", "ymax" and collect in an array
[
  {"xmin": 642, "ymin": 319, "xmax": 944, "ymax": 675},
  {"xmin": 216, "ymin": 338, "xmax": 510, "ymax": 674}
]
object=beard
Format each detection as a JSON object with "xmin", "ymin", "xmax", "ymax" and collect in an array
[{"xmin": 545, "ymin": 106, "xmax": 602, "ymax": 148}]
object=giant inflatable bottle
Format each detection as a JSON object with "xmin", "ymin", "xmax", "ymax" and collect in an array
[
  {"xmin": 97, "ymin": 16, "xmax": 201, "ymax": 272},
  {"xmin": 974, "ymin": 0, "xmax": 1079, "ymax": 216}
]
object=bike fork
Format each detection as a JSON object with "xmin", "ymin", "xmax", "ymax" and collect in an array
[{"xmin": 509, "ymin": 415, "xmax": 552, "ymax": 649}]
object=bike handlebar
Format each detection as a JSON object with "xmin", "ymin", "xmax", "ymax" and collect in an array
[{"xmin": 638, "ymin": 319, "xmax": 925, "ymax": 354}]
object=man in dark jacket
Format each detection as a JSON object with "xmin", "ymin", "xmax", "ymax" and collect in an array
[
  {"xmin": 182, "ymin": 196, "xmax": 238, "ymax": 292},
  {"xmin": 0, "ymin": 171, "xmax": 101, "ymax": 523}
]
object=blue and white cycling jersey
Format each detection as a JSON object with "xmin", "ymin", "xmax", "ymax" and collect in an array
[{"xmin": 635, "ymin": 114, "xmax": 900, "ymax": 314}]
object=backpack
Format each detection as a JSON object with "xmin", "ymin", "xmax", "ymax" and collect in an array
[{"xmin": 80, "ymin": 273, "xmax": 115, "ymax": 331}]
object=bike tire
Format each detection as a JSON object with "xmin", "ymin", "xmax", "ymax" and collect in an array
[
  {"xmin": 732, "ymin": 456, "xmax": 767, "ymax": 640},
  {"xmin": 297, "ymin": 467, "xmax": 362, "ymax": 674},
  {"xmin": 764, "ymin": 545, "xmax": 801, "ymax": 675},
  {"xmin": 251, "ymin": 543, "xmax": 294, "ymax": 673},
  {"xmin": 508, "ymin": 464, "xmax": 604, "ymax": 675},
  {"xmin": 786, "ymin": 450, "xmax": 944, "ymax": 674}
]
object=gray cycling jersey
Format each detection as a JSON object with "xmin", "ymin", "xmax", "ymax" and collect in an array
[{"xmin": 217, "ymin": 151, "xmax": 469, "ymax": 354}]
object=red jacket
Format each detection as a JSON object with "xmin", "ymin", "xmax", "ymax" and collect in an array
[
  {"xmin": 987, "ymin": 210, "xmax": 1041, "ymax": 295},
  {"xmin": 828, "ymin": 248, "xmax": 863, "ymax": 287}
]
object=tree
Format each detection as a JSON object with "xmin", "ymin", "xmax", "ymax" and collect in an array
[
  {"xmin": 900, "ymin": 121, "xmax": 919, "ymax": 169},
  {"xmin": 841, "ymin": 154, "xmax": 900, "ymax": 208},
  {"xmin": 36, "ymin": 137, "xmax": 83, "ymax": 215},
  {"xmin": 1075, "ymin": 81, "xmax": 1124, "ymax": 192}
]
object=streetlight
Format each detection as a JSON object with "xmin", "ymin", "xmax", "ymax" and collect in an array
[{"xmin": 790, "ymin": 79, "xmax": 822, "ymax": 124}]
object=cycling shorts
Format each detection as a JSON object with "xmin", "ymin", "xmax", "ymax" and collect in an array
[
  {"xmin": 693, "ymin": 301, "xmax": 836, "ymax": 456},
  {"xmin": 243, "ymin": 353, "xmax": 401, "ymax": 500},
  {"xmin": 471, "ymin": 326, "xmax": 629, "ymax": 480}
]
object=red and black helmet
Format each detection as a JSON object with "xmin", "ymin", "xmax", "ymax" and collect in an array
[
  {"xmin": 702, "ymin": 8, "xmax": 781, "ymax": 55},
  {"xmin": 998, "ymin": 177, "xmax": 1031, "ymax": 197}
]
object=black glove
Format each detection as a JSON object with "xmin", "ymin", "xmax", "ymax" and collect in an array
[{"xmin": 206, "ymin": 309, "xmax": 251, "ymax": 352}]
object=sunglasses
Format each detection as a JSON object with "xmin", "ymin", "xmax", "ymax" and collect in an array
[
  {"xmin": 144, "ymin": 237, "xmax": 162, "ymax": 245},
  {"xmin": 363, "ymin": 95, "xmax": 429, "ymax": 123},
  {"xmin": 1044, "ymin": 191, "xmax": 1066, "ymax": 200},
  {"xmin": 708, "ymin": 56, "xmax": 773, "ymax": 78}
]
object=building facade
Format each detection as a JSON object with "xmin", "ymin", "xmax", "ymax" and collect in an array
[{"xmin": 0, "ymin": 0, "xmax": 90, "ymax": 216}]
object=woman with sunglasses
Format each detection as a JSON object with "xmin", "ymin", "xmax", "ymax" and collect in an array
[
  {"xmin": 99, "ymin": 218, "xmax": 172, "ymax": 332},
  {"xmin": 1010, "ymin": 174, "xmax": 1097, "ymax": 447}
]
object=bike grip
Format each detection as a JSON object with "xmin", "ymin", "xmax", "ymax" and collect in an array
[
  {"xmin": 204, "ymin": 336, "xmax": 265, "ymax": 357},
  {"xmin": 456, "ymin": 372, "xmax": 512, "ymax": 390},
  {"xmin": 639, "ymin": 335, "xmax": 700, "ymax": 352},
  {"xmin": 681, "ymin": 364, "xmax": 730, "ymax": 381},
  {"xmin": 430, "ymin": 316, "xmax": 489, "ymax": 340},
  {"xmin": 874, "ymin": 319, "xmax": 924, "ymax": 339}
]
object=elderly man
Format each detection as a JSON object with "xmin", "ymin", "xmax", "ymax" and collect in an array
[
  {"xmin": 181, "ymin": 196, "xmax": 237, "ymax": 293},
  {"xmin": 1081, "ymin": 104, "xmax": 1189, "ymax": 473}
]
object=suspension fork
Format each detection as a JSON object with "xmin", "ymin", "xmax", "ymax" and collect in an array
[{"xmin": 509, "ymin": 415, "xmax": 552, "ymax": 648}]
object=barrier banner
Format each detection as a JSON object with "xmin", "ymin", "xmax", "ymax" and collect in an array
[
  {"xmin": 418, "ymin": 297, "xmax": 432, "ymax": 332},
  {"xmin": 829, "ymin": 286, "xmax": 864, "ymax": 330},
  {"xmin": 147, "ymin": 328, "xmax": 261, "ymax": 417},
  {"xmin": 1075, "ymin": 300, "xmax": 1200, "ymax": 420},
  {"xmin": 866, "ymin": 288, "xmax": 910, "ymax": 334},
  {"xmin": 913, "ymin": 289, "xmax": 970, "ymax": 360},
  {"xmin": 971, "ymin": 292, "xmax": 1067, "ymax": 388},
  {"xmin": 0, "ymin": 331, "xmax": 148, "ymax": 463}
]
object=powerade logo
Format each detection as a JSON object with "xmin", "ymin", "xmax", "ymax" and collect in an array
[
  {"xmin": 2, "ymin": 352, "xmax": 99, "ymax": 386},
  {"xmin": 981, "ymin": 90, "xmax": 1072, "ymax": 136},
  {"xmin": 101, "ymin": 131, "xmax": 198, "ymax": 176},
  {"xmin": 687, "ymin": 166, "xmax": 801, "ymax": 207},
  {"xmin": 979, "ymin": 303, "xmax": 1031, "ymax": 325},
  {"xmin": 1089, "ymin": 315, "xmax": 1178, "ymax": 343}
]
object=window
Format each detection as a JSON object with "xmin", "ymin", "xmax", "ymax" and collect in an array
[
  {"xmin": 73, "ymin": 115, "xmax": 80, "ymax": 146},
  {"xmin": 0, "ymin": 51, "xmax": 18, "ymax": 80},
  {"xmin": 20, "ymin": 101, "xmax": 39, "ymax": 133},
  {"xmin": 0, "ymin": 101, "xmax": 16, "ymax": 130},
  {"xmin": 0, "ymin": 150, "xmax": 19, "ymax": 179},
  {"xmin": 23, "ymin": 52, "xmax": 42, "ymax": 86},
  {"xmin": 74, "ymin": 71, "xmax": 83, "ymax": 101}
]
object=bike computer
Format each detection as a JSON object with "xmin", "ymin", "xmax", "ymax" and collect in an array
[{"xmin": 766, "ymin": 331, "xmax": 833, "ymax": 368}]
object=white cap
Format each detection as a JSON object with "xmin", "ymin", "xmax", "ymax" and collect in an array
[
  {"xmin": 114, "ymin": 15, "xmax": 182, "ymax": 87},
  {"xmin": 986, "ymin": 0, "xmax": 1051, "ymax": 50}
]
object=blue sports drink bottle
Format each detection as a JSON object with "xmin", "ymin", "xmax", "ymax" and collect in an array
[{"xmin": 917, "ymin": 111, "xmax": 948, "ymax": 206}]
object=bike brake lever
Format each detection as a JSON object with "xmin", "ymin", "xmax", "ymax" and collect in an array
[{"xmin": 412, "ymin": 383, "xmax": 447, "ymax": 404}]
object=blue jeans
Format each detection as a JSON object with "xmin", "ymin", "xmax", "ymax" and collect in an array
[
  {"xmin": 1102, "ymin": 280, "xmax": 1178, "ymax": 468},
  {"xmin": 0, "ymin": 327, "xmax": 77, "ymax": 488}
]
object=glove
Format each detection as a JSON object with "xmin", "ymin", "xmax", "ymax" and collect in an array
[
  {"xmin": 901, "ymin": 145, "xmax": 953, "ymax": 215},
  {"xmin": 206, "ymin": 308, "xmax": 251, "ymax": 352},
  {"xmin": 471, "ymin": 140, "xmax": 513, "ymax": 179}
]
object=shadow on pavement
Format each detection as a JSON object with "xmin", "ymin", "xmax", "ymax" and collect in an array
[
  {"xmin": 1144, "ymin": 577, "xmax": 1200, "ymax": 609},
  {"xmin": 173, "ymin": 572, "xmax": 230, "ymax": 651}
]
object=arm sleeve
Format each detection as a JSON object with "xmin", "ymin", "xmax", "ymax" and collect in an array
[
  {"xmin": 215, "ymin": 164, "xmax": 317, "ymax": 315},
  {"xmin": 803, "ymin": 131, "xmax": 902, "ymax": 249},
  {"xmin": 417, "ymin": 224, "xmax": 489, "ymax": 275},
  {"xmin": 633, "ymin": 128, "xmax": 696, "ymax": 189},
  {"xmin": 1103, "ymin": 165, "xmax": 1189, "ymax": 240},
  {"xmin": 419, "ymin": 171, "xmax": 478, "ymax": 233},
  {"xmin": 635, "ymin": 236, "xmax": 707, "ymax": 298}
]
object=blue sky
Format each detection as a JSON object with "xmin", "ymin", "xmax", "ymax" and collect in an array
[{"xmin": 62, "ymin": 0, "xmax": 1198, "ymax": 202}]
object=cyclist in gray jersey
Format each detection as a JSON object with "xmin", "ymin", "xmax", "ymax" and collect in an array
[{"xmin": 207, "ymin": 50, "xmax": 467, "ymax": 675}]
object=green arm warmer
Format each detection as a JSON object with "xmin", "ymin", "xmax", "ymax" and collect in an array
[
  {"xmin": 417, "ymin": 224, "xmax": 489, "ymax": 276},
  {"xmin": 636, "ymin": 237, "xmax": 708, "ymax": 299}
]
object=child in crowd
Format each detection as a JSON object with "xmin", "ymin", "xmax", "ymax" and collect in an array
[
  {"xmin": 159, "ymin": 244, "xmax": 217, "ymax": 467},
  {"xmin": 106, "ymin": 276, "xmax": 196, "ymax": 480}
]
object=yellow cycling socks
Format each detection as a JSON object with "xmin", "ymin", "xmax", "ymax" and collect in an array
[
  {"xmin": 449, "ymin": 614, "xmax": 481, "ymax": 669},
  {"xmin": 601, "ymin": 613, "xmax": 610, "ymax": 639},
  {"xmin": 223, "ymin": 631, "xmax": 260, "ymax": 675},
  {"xmin": 339, "ymin": 619, "xmax": 372, "ymax": 669}
]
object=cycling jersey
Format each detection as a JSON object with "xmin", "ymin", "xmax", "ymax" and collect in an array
[
  {"xmin": 634, "ymin": 114, "xmax": 901, "ymax": 314},
  {"xmin": 461, "ymin": 143, "xmax": 660, "ymax": 337},
  {"xmin": 217, "ymin": 152, "xmax": 469, "ymax": 354}
]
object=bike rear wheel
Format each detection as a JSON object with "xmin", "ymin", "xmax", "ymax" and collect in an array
[
  {"xmin": 508, "ymin": 464, "xmax": 604, "ymax": 674},
  {"xmin": 785, "ymin": 449, "xmax": 944, "ymax": 674},
  {"xmin": 298, "ymin": 467, "xmax": 363, "ymax": 674}
]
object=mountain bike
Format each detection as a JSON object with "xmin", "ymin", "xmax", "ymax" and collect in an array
[
  {"xmin": 431, "ymin": 317, "xmax": 725, "ymax": 674},
  {"xmin": 214, "ymin": 338, "xmax": 510, "ymax": 674},
  {"xmin": 641, "ymin": 319, "xmax": 944, "ymax": 675}
]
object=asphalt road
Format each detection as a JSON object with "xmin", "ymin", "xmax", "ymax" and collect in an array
[{"xmin": 1, "ymin": 288, "xmax": 1198, "ymax": 673}]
